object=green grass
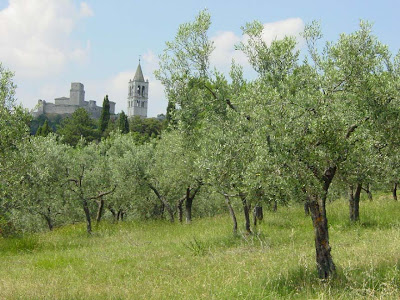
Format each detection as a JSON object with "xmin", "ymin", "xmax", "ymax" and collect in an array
[{"xmin": 1, "ymin": 195, "xmax": 400, "ymax": 299}]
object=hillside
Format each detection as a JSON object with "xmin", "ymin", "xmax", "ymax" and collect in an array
[{"xmin": 1, "ymin": 194, "xmax": 399, "ymax": 299}]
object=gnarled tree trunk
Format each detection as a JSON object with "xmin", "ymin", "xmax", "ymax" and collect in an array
[
  {"xmin": 253, "ymin": 205, "xmax": 263, "ymax": 226},
  {"xmin": 304, "ymin": 201, "xmax": 310, "ymax": 216},
  {"xmin": 177, "ymin": 196, "xmax": 185, "ymax": 223},
  {"xmin": 185, "ymin": 184, "xmax": 201, "ymax": 224},
  {"xmin": 82, "ymin": 198, "xmax": 92, "ymax": 234},
  {"xmin": 308, "ymin": 166, "xmax": 337, "ymax": 279},
  {"xmin": 96, "ymin": 197, "xmax": 104, "ymax": 223},
  {"xmin": 349, "ymin": 183, "xmax": 362, "ymax": 222},
  {"xmin": 363, "ymin": 183, "xmax": 373, "ymax": 201},
  {"xmin": 149, "ymin": 185, "xmax": 174, "ymax": 222},
  {"xmin": 240, "ymin": 194, "xmax": 252, "ymax": 234},
  {"xmin": 224, "ymin": 195, "xmax": 237, "ymax": 234},
  {"xmin": 109, "ymin": 206, "xmax": 117, "ymax": 222},
  {"xmin": 309, "ymin": 196, "xmax": 336, "ymax": 279},
  {"xmin": 185, "ymin": 196, "xmax": 193, "ymax": 223}
]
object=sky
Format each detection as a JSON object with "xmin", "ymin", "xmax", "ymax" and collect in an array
[{"xmin": 0, "ymin": 0, "xmax": 399, "ymax": 117}]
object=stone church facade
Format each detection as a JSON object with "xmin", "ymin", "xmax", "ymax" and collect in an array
[{"xmin": 32, "ymin": 83, "xmax": 116, "ymax": 119}]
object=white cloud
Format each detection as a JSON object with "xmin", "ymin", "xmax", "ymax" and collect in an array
[
  {"xmin": 79, "ymin": 2, "xmax": 94, "ymax": 17},
  {"xmin": 210, "ymin": 18, "xmax": 305, "ymax": 73},
  {"xmin": 0, "ymin": 0, "xmax": 93, "ymax": 78},
  {"xmin": 261, "ymin": 18, "xmax": 305, "ymax": 46}
]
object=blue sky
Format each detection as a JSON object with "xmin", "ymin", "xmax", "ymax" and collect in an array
[{"xmin": 0, "ymin": 0, "xmax": 399, "ymax": 117}]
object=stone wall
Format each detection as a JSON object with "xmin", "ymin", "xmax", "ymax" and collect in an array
[{"xmin": 32, "ymin": 82, "xmax": 115, "ymax": 119}]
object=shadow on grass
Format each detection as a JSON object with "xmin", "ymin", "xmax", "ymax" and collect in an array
[
  {"xmin": 182, "ymin": 232, "xmax": 273, "ymax": 256},
  {"xmin": 0, "ymin": 235, "xmax": 40, "ymax": 254},
  {"xmin": 260, "ymin": 260, "xmax": 400, "ymax": 298}
]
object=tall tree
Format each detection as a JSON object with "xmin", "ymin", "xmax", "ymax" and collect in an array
[
  {"xmin": 0, "ymin": 63, "xmax": 30, "ymax": 233},
  {"xmin": 118, "ymin": 111, "xmax": 129, "ymax": 134},
  {"xmin": 99, "ymin": 95, "xmax": 110, "ymax": 134},
  {"xmin": 36, "ymin": 120, "xmax": 53, "ymax": 137},
  {"xmin": 239, "ymin": 20, "xmax": 400, "ymax": 278}
]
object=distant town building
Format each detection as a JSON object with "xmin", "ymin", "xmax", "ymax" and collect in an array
[
  {"xmin": 127, "ymin": 62, "xmax": 148, "ymax": 118},
  {"xmin": 32, "ymin": 83, "xmax": 115, "ymax": 119}
]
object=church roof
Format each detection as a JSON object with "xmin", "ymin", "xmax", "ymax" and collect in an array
[{"xmin": 133, "ymin": 63, "xmax": 145, "ymax": 82}]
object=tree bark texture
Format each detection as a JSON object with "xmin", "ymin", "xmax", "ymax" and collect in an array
[
  {"xmin": 185, "ymin": 196, "xmax": 193, "ymax": 223},
  {"xmin": 185, "ymin": 184, "xmax": 201, "ymax": 224},
  {"xmin": 304, "ymin": 201, "xmax": 310, "ymax": 216},
  {"xmin": 308, "ymin": 166, "xmax": 337, "ymax": 279},
  {"xmin": 42, "ymin": 213, "xmax": 53, "ymax": 231},
  {"xmin": 177, "ymin": 199, "xmax": 184, "ymax": 223},
  {"xmin": 224, "ymin": 195, "xmax": 237, "ymax": 234},
  {"xmin": 393, "ymin": 182, "xmax": 398, "ymax": 201},
  {"xmin": 349, "ymin": 183, "xmax": 362, "ymax": 222},
  {"xmin": 240, "ymin": 195, "xmax": 252, "ymax": 234},
  {"xmin": 109, "ymin": 207, "xmax": 117, "ymax": 222},
  {"xmin": 309, "ymin": 196, "xmax": 336, "ymax": 279},
  {"xmin": 96, "ymin": 197, "xmax": 104, "ymax": 223},
  {"xmin": 41, "ymin": 207, "xmax": 54, "ymax": 231},
  {"xmin": 149, "ymin": 185, "xmax": 174, "ymax": 222},
  {"xmin": 82, "ymin": 199, "xmax": 92, "ymax": 234},
  {"xmin": 363, "ymin": 183, "xmax": 373, "ymax": 201},
  {"xmin": 253, "ymin": 205, "xmax": 263, "ymax": 226}
]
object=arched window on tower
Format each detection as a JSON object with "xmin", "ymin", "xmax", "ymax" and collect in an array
[
  {"xmin": 142, "ymin": 86, "xmax": 145, "ymax": 96},
  {"xmin": 137, "ymin": 86, "xmax": 140, "ymax": 95}
]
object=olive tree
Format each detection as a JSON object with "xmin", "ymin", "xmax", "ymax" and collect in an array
[
  {"xmin": 16, "ymin": 135, "xmax": 71, "ymax": 230},
  {"xmin": 0, "ymin": 64, "xmax": 30, "ymax": 233},
  {"xmin": 240, "ymin": 20, "xmax": 400, "ymax": 278}
]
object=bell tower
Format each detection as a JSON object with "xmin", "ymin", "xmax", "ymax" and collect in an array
[{"xmin": 127, "ymin": 60, "xmax": 148, "ymax": 118}]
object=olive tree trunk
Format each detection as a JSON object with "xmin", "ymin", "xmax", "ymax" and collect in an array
[
  {"xmin": 185, "ymin": 196, "xmax": 193, "ymax": 223},
  {"xmin": 177, "ymin": 196, "xmax": 185, "ymax": 223},
  {"xmin": 96, "ymin": 197, "xmax": 105, "ymax": 223},
  {"xmin": 82, "ymin": 198, "xmax": 92, "ymax": 234},
  {"xmin": 308, "ymin": 166, "xmax": 337, "ymax": 279},
  {"xmin": 363, "ymin": 183, "xmax": 373, "ymax": 201},
  {"xmin": 185, "ymin": 184, "xmax": 201, "ymax": 224},
  {"xmin": 224, "ymin": 195, "xmax": 237, "ymax": 234},
  {"xmin": 149, "ymin": 184, "xmax": 174, "ymax": 222},
  {"xmin": 349, "ymin": 183, "xmax": 362, "ymax": 222},
  {"xmin": 253, "ymin": 205, "xmax": 263, "ymax": 226},
  {"xmin": 240, "ymin": 194, "xmax": 252, "ymax": 234}
]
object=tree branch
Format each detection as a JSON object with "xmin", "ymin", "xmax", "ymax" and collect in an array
[{"xmin": 88, "ymin": 185, "xmax": 117, "ymax": 200}]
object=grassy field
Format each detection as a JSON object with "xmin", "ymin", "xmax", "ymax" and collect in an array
[{"xmin": 1, "ymin": 194, "xmax": 400, "ymax": 299}]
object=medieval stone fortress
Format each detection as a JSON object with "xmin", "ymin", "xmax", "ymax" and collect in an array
[{"xmin": 32, "ymin": 62, "xmax": 148, "ymax": 119}]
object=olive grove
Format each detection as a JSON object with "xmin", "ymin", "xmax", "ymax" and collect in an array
[{"xmin": 1, "ymin": 11, "xmax": 400, "ymax": 280}]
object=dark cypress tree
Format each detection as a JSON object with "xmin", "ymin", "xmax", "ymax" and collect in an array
[
  {"xmin": 118, "ymin": 111, "xmax": 129, "ymax": 134},
  {"xmin": 41, "ymin": 120, "xmax": 52, "ymax": 136},
  {"xmin": 36, "ymin": 120, "xmax": 52, "ymax": 137},
  {"xmin": 36, "ymin": 125, "xmax": 43, "ymax": 136},
  {"xmin": 99, "ymin": 95, "xmax": 110, "ymax": 134}
]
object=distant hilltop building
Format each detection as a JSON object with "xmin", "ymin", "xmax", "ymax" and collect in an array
[
  {"xmin": 127, "ymin": 62, "xmax": 148, "ymax": 118},
  {"xmin": 32, "ymin": 82, "xmax": 115, "ymax": 119}
]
